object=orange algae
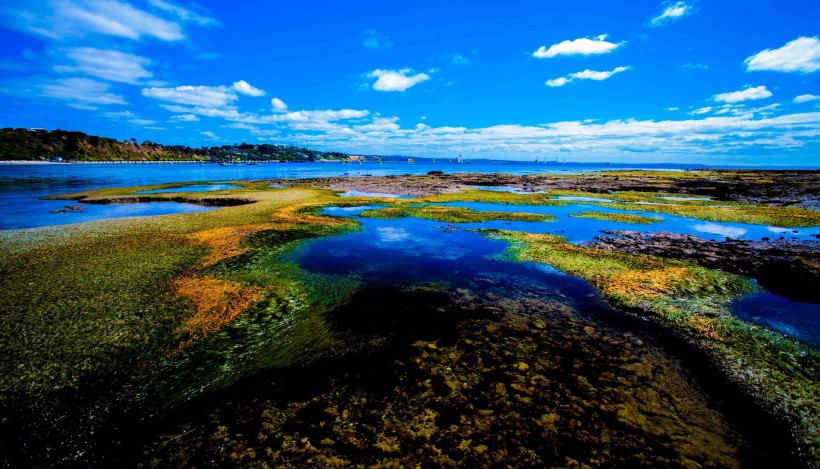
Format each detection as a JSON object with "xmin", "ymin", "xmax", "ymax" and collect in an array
[
  {"xmin": 605, "ymin": 266, "xmax": 691, "ymax": 300},
  {"xmin": 172, "ymin": 275, "xmax": 264, "ymax": 339},
  {"xmin": 187, "ymin": 223, "xmax": 277, "ymax": 267}
]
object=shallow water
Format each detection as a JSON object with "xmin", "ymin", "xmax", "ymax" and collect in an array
[
  {"xmin": 327, "ymin": 202, "xmax": 820, "ymax": 243},
  {"xmin": 339, "ymin": 190, "xmax": 412, "ymax": 198},
  {"xmin": 136, "ymin": 183, "xmax": 239, "ymax": 193},
  {"xmin": 0, "ymin": 197, "xmax": 215, "ymax": 230},
  {"xmin": 322, "ymin": 204, "xmax": 820, "ymax": 344},
  {"xmin": 129, "ymin": 208, "xmax": 795, "ymax": 466},
  {"xmin": 730, "ymin": 293, "xmax": 820, "ymax": 346}
]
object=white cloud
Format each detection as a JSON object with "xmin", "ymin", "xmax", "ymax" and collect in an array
[
  {"xmin": 533, "ymin": 35, "xmax": 623, "ymax": 58},
  {"xmin": 40, "ymin": 77, "xmax": 127, "ymax": 107},
  {"xmin": 362, "ymin": 29, "xmax": 393, "ymax": 50},
  {"xmin": 105, "ymin": 110, "xmax": 135, "ymax": 118},
  {"xmin": 368, "ymin": 69, "xmax": 430, "ymax": 92},
  {"xmin": 545, "ymin": 77, "xmax": 570, "ymax": 87},
  {"xmin": 55, "ymin": 47, "xmax": 152, "ymax": 84},
  {"xmin": 570, "ymin": 67, "xmax": 629, "ymax": 80},
  {"xmin": 201, "ymin": 130, "xmax": 218, "ymax": 140},
  {"xmin": 691, "ymin": 106, "xmax": 713, "ymax": 115},
  {"xmin": 546, "ymin": 66, "xmax": 629, "ymax": 87},
  {"xmin": 745, "ymin": 37, "xmax": 820, "ymax": 74},
  {"xmin": 129, "ymin": 118, "xmax": 157, "ymax": 125},
  {"xmin": 232, "ymin": 80, "xmax": 265, "ymax": 96},
  {"xmin": 271, "ymin": 97, "xmax": 288, "ymax": 112},
  {"xmin": 667, "ymin": 107, "xmax": 680, "ymax": 111},
  {"xmin": 147, "ymin": 0, "xmax": 218, "ymax": 26},
  {"xmin": 142, "ymin": 85, "xmax": 237, "ymax": 106},
  {"xmin": 272, "ymin": 112, "xmax": 820, "ymax": 161},
  {"xmin": 171, "ymin": 114, "xmax": 199, "ymax": 121},
  {"xmin": 648, "ymin": 2, "xmax": 694, "ymax": 27},
  {"xmin": 5, "ymin": 0, "xmax": 185, "ymax": 41},
  {"xmin": 794, "ymin": 94, "xmax": 819, "ymax": 104},
  {"xmin": 713, "ymin": 85, "xmax": 772, "ymax": 103}
]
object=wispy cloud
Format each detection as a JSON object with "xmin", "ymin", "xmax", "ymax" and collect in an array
[
  {"xmin": 55, "ymin": 47, "xmax": 152, "ymax": 84},
  {"xmin": 362, "ymin": 29, "xmax": 393, "ymax": 50},
  {"xmin": 713, "ymin": 85, "xmax": 772, "ymax": 103},
  {"xmin": 40, "ymin": 77, "xmax": 127, "ymax": 108},
  {"xmin": 4, "ymin": 0, "xmax": 185, "ymax": 41},
  {"xmin": 744, "ymin": 37, "xmax": 820, "ymax": 74},
  {"xmin": 232, "ymin": 80, "xmax": 265, "ymax": 97},
  {"xmin": 533, "ymin": 35, "xmax": 624, "ymax": 58},
  {"xmin": 171, "ymin": 114, "xmax": 199, "ymax": 121},
  {"xmin": 201, "ymin": 130, "xmax": 219, "ymax": 139},
  {"xmin": 546, "ymin": 66, "xmax": 630, "ymax": 87},
  {"xmin": 794, "ymin": 94, "xmax": 819, "ymax": 104},
  {"xmin": 142, "ymin": 85, "xmax": 238, "ymax": 107},
  {"xmin": 147, "ymin": 0, "xmax": 218, "ymax": 26},
  {"xmin": 648, "ymin": 1, "xmax": 694, "ymax": 27},
  {"xmin": 367, "ymin": 69, "xmax": 430, "ymax": 92}
]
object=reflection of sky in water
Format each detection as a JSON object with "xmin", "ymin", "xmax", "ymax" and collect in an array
[
  {"xmin": 340, "ymin": 190, "xmax": 411, "ymax": 198},
  {"xmin": 0, "ymin": 200, "xmax": 214, "ymax": 230},
  {"xmin": 692, "ymin": 223, "xmax": 747, "ymax": 238},
  {"xmin": 730, "ymin": 292, "xmax": 820, "ymax": 346},
  {"xmin": 323, "ymin": 203, "xmax": 819, "ymax": 243},
  {"xmin": 434, "ymin": 202, "xmax": 819, "ymax": 242},
  {"xmin": 293, "ymin": 215, "xmax": 611, "ymax": 310},
  {"xmin": 305, "ymin": 207, "xmax": 820, "ymax": 346},
  {"xmin": 136, "ymin": 183, "xmax": 238, "ymax": 193}
]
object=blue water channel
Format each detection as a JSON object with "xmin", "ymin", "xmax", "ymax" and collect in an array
[{"xmin": 315, "ymin": 205, "xmax": 820, "ymax": 346}]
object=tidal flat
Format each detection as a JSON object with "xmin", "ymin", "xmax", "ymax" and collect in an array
[{"xmin": 1, "ymin": 170, "xmax": 818, "ymax": 467}]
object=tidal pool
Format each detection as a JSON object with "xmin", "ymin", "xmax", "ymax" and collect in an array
[
  {"xmin": 0, "ymin": 198, "xmax": 215, "ymax": 230},
  {"xmin": 131, "ymin": 207, "xmax": 795, "ymax": 467},
  {"xmin": 437, "ymin": 201, "xmax": 819, "ymax": 242}
]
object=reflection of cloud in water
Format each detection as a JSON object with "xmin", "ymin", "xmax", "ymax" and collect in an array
[
  {"xmin": 340, "ymin": 190, "xmax": 407, "ymax": 198},
  {"xmin": 767, "ymin": 226, "xmax": 792, "ymax": 234},
  {"xmin": 693, "ymin": 223, "xmax": 747, "ymax": 238},
  {"xmin": 376, "ymin": 227, "xmax": 409, "ymax": 242},
  {"xmin": 373, "ymin": 227, "xmax": 473, "ymax": 259}
]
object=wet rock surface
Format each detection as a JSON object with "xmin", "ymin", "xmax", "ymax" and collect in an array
[
  {"xmin": 584, "ymin": 230, "xmax": 820, "ymax": 303},
  {"xmin": 275, "ymin": 170, "xmax": 820, "ymax": 207},
  {"xmin": 134, "ymin": 282, "xmax": 795, "ymax": 468}
]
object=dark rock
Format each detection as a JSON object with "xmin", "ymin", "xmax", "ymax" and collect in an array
[{"xmin": 585, "ymin": 230, "xmax": 820, "ymax": 302}]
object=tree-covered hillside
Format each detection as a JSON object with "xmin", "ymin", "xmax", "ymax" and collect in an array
[{"xmin": 0, "ymin": 128, "xmax": 348, "ymax": 162}]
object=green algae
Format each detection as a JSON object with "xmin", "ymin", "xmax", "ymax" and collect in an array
[
  {"xmin": 359, "ymin": 205, "xmax": 555, "ymax": 223},
  {"xmin": 391, "ymin": 187, "xmax": 820, "ymax": 228},
  {"xmin": 484, "ymin": 229, "xmax": 820, "ymax": 463},
  {"xmin": 569, "ymin": 211, "xmax": 663, "ymax": 224},
  {"xmin": 0, "ymin": 186, "xmax": 360, "ymax": 400},
  {"xmin": 417, "ymin": 189, "xmax": 568, "ymax": 206},
  {"xmin": 548, "ymin": 189, "xmax": 820, "ymax": 227}
]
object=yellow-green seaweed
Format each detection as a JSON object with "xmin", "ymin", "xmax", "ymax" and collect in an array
[
  {"xmin": 485, "ymin": 229, "xmax": 820, "ymax": 463},
  {"xmin": 569, "ymin": 211, "xmax": 663, "ymax": 224},
  {"xmin": 359, "ymin": 205, "xmax": 555, "ymax": 223}
]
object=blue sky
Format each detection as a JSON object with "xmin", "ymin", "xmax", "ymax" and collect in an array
[{"xmin": 0, "ymin": 0, "xmax": 818, "ymax": 164}]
